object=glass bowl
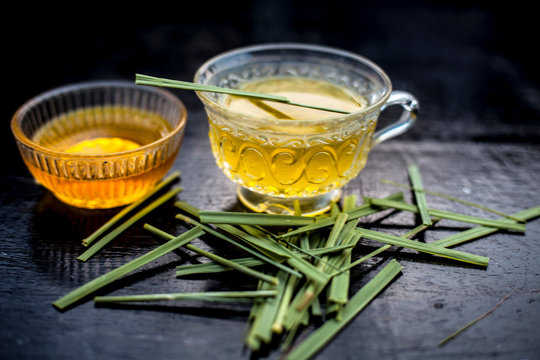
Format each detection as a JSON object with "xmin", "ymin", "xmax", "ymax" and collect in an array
[{"xmin": 11, "ymin": 80, "xmax": 187, "ymax": 209}]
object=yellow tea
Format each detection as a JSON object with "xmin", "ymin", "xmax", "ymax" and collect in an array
[
  {"xmin": 27, "ymin": 106, "xmax": 175, "ymax": 208},
  {"xmin": 208, "ymin": 77, "xmax": 375, "ymax": 200}
]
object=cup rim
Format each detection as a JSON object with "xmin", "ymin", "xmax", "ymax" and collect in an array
[
  {"xmin": 193, "ymin": 43, "xmax": 393, "ymax": 126},
  {"xmin": 10, "ymin": 80, "xmax": 187, "ymax": 159}
]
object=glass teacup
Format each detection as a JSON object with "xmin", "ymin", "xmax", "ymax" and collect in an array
[{"xmin": 194, "ymin": 43, "xmax": 417, "ymax": 215}]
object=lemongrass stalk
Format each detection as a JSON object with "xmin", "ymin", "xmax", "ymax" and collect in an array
[
  {"xmin": 284, "ymin": 259, "xmax": 403, "ymax": 359},
  {"xmin": 77, "ymin": 187, "xmax": 183, "ymax": 262},
  {"xmin": 246, "ymin": 272, "xmax": 287, "ymax": 346},
  {"xmin": 145, "ymin": 224, "xmax": 279, "ymax": 285},
  {"xmin": 176, "ymin": 257, "xmax": 265, "ymax": 276},
  {"xmin": 336, "ymin": 219, "xmax": 440, "ymax": 275},
  {"xmin": 136, "ymin": 74, "xmax": 351, "ymax": 115},
  {"xmin": 327, "ymin": 232, "xmax": 363, "ymax": 307},
  {"xmin": 82, "ymin": 171, "xmax": 181, "ymax": 247},
  {"xmin": 174, "ymin": 212, "xmax": 302, "ymax": 278},
  {"xmin": 210, "ymin": 223, "xmax": 329, "ymax": 286},
  {"xmin": 199, "ymin": 211, "xmax": 315, "ymax": 226},
  {"xmin": 94, "ymin": 290, "xmax": 277, "ymax": 304},
  {"xmin": 438, "ymin": 289, "xmax": 514, "ymax": 346},
  {"xmin": 407, "ymin": 164, "xmax": 432, "ymax": 226},
  {"xmin": 52, "ymin": 226, "xmax": 204, "ymax": 310},
  {"xmin": 356, "ymin": 228, "xmax": 489, "ymax": 267},
  {"xmin": 432, "ymin": 205, "xmax": 540, "ymax": 248},
  {"xmin": 343, "ymin": 194, "xmax": 358, "ymax": 212},
  {"xmin": 380, "ymin": 178, "xmax": 524, "ymax": 223},
  {"xmin": 272, "ymin": 273, "xmax": 298, "ymax": 334},
  {"xmin": 368, "ymin": 197, "xmax": 525, "ymax": 232}
]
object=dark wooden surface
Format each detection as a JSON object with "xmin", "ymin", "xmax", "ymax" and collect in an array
[{"xmin": 2, "ymin": 2, "xmax": 540, "ymax": 359}]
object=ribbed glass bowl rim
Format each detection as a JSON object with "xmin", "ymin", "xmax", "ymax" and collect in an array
[
  {"xmin": 193, "ymin": 43, "xmax": 392, "ymax": 127},
  {"xmin": 10, "ymin": 80, "xmax": 187, "ymax": 159}
]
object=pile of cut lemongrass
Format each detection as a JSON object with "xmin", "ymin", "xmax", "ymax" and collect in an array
[{"xmin": 52, "ymin": 165, "xmax": 540, "ymax": 360}]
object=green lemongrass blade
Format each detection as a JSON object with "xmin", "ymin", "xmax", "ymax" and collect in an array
[
  {"xmin": 94, "ymin": 290, "xmax": 277, "ymax": 304},
  {"xmin": 356, "ymin": 228, "xmax": 489, "ymax": 267},
  {"xmin": 272, "ymin": 273, "xmax": 298, "ymax": 334},
  {"xmin": 282, "ymin": 100, "xmax": 352, "ymax": 114},
  {"xmin": 136, "ymin": 74, "xmax": 350, "ymax": 115},
  {"xmin": 278, "ymin": 192, "xmax": 405, "ymax": 239},
  {"xmin": 407, "ymin": 164, "xmax": 432, "ymax": 226},
  {"xmin": 52, "ymin": 226, "xmax": 204, "ymax": 310},
  {"xmin": 337, "ymin": 219, "xmax": 440, "ymax": 275},
  {"xmin": 176, "ymin": 257, "xmax": 264, "ymax": 276},
  {"xmin": 326, "ymin": 213, "xmax": 349, "ymax": 248},
  {"xmin": 299, "ymin": 233, "xmax": 310, "ymax": 250},
  {"xmin": 381, "ymin": 178, "xmax": 524, "ymax": 223},
  {"xmin": 304, "ymin": 244, "xmax": 355, "ymax": 257},
  {"xmin": 216, "ymin": 223, "xmax": 291, "ymax": 259},
  {"xmin": 145, "ymin": 224, "xmax": 278, "ymax": 285},
  {"xmin": 175, "ymin": 200, "xmax": 201, "ymax": 217},
  {"xmin": 284, "ymin": 259, "xmax": 403, "ymax": 359},
  {"xmin": 77, "ymin": 187, "xmax": 183, "ymax": 262},
  {"xmin": 173, "ymin": 244, "xmax": 355, "ymax": 277},
  {"xmin": 199, "ymin": 211, "xmax": 314, "ymax": 226},
  {"xmin": 347, "ymin": 192, "xmax": 405, "ymax": 219},
  {"xmin": 368, "ymin": 198, "xmax": 526, "ymax": 232},
  {"xmin": 136, "ymin": 73, "xmax": 288, "ymax": 102},
  {"xmin": 246, "ymin": 272, "xmax": 288, "ymax": 345},
  {"xmin": 82, "ymin": 171, "xmax": 181, "ymax": 247},
  {"xmin": 174, "ymin": 212, "xmax": 301, "ymax": 278},
  {"xmin": 343, "ymin": 194, "xmax": 358, "ymax": 212},
  {"xmin": 240, "ymin": 224, "xmax": 339, "ymax": 272},
  {"xmin": 327, "ymin": 232, "xmax": 364, "ymax": 306},
  {"xmin": 438, "ymin": 289, "xmax": 514, "ymax": 346},
  {"xmin": 432, "ymin": 205, "xmax": 540, "ymax": 248},
  {"xmin": 328, "ymin": 261, "xmax": 351, "ymax": 305}
]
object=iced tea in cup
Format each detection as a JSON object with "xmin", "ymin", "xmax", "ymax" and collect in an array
[{"xmin": 194, "ymin": 43, "xmax": 417, "ymax": 215}]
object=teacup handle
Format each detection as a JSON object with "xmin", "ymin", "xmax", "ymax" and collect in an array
[{"xmin": 371, "ymin": 90, "xmax": 418, "ymax": 147}]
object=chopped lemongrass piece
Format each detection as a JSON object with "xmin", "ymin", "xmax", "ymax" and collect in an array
[
  {"xmin": 431, "ymin": 205, "xmax": 540, "ymax": 248},
  {"xmin": 174, "ymin": 212, "xmax": 302, "ymax": 278},
  {"xmin": 272, "ymin": 273, "xmax": 298, "ymax": 334},
  {"xmin": 136, "ymin": 74, "xmax": 352, "ymax": 115},
  {"xmin": 284, "ymin": 259, "xmax": 403, "ymax": 359},
  {"xmin": 368, "ymin": 197, "xmax": 526, "ymax": 232},
  {"xmin": 77, "ymin": 187, "xmax": 183, "ymax": 262},
  {"xmin": 246, "ymin": 271, "xmax": 288, "ymax": 345},
  {"xmin": 438, "ymin": 289, "xmax": 514, "ymax": 346},
  {"xmin": 94, "ymin": 290, "xmax": 277, "ymax": 304},
  {"xmin": 52, "ymin": 226, "xmax": 204, "ymax": 310},
  {"xmin": 82, "ymin": 171, "xmax": 181, "ymax": 247},
  {"xmin": 380, "ymin": 178, "xmax": 524, "ymax": 223},
  {"xmin": 336, "ymin": 219, "xmax": 440, "ymax": 275},
  {"xmin": 356, "ymin": 228, "xmax": 489, "ymax": 267},
  {"xmin": 407, "ymin": 164, "xmax": 432, "ymax": 226},
  {"xmin": 176, "ymin": 257, "xmax": 265, "ymax": 277},
  {"xmin": 145, "ymin": 224, "xmax": 279, "ymax": 285},
  {"xmin": 199, "ymin": 211, "xmax": 315, "ymax": 226}
]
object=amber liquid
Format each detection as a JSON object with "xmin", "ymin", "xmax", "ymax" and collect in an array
[
  {"xmin": 209, "ymin": 77, "xmax": 375, "ymax": 198},
  {"xmin": 28, "ymin": 106, "xmax": 174, "ymax": 209}
]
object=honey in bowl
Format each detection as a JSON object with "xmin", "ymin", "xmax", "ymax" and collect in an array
[
  {"xmin": 11, "ymin": 81, "xmax": 187, "ymax": 209},
  {"xmin": 208, "ymin": 77, "xmax": 373, "ymax": 199},
  {"xmin": 26, "ymin": 106, "xmax": 176, "ymax": 209}
]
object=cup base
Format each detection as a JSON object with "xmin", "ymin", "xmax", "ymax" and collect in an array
[{"xmin": 237, "ymin": 186, "xmax": 342, "ymax": 216}]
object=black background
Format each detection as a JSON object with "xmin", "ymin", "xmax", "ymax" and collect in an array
[
  {"xmin": 2, "ymin": 1, "xmax": 540, "ymax": 359},
  {"xmin": 4, "ymin": 0, "xmax": 540, "ymax": 156}
]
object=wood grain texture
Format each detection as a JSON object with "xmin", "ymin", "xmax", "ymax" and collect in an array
[
  {"xmin": 2, "ymin": 2, "xmax": 540, "ymax": 359},
  {"xmin": 1, "ymin": 106, "xmax": 539, "ymax": 359}
]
